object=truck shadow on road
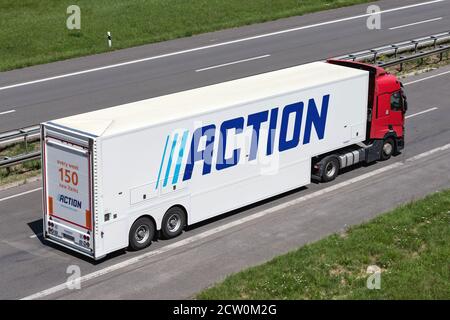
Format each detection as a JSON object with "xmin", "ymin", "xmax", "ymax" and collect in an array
[
  {"xmin": 28, "ymin": 219, "xmax": 42, "ymax": 239},
  {"xmin": 26, "ymin": 218, "xmax": 124, "ymax": 264}
]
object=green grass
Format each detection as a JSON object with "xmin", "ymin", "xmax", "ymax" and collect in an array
[
  {"xmin": 0, "ymin": 0, "xmax": 374, "ymax": 71},
  {"xmin": 0, "ymin": 140, "xmax": 40, "ymax": 158},
  {"xmin": 197, "ymin": 190, "xmax": 450, "ymax": 299}
]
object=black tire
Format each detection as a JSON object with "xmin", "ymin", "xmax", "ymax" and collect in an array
[
  {"xmin": 129, "ymin": 217, "xmax": 155, "ymax": 251},
  {"xmin": 161, "ymin": 206, "xmax": 186, "ymax": 239},
  {"xmin": 320, "ymin": 156, "xmax": 340, "ymax": 182},
  {"xmin": 381, "ymin": 137, "xmax": 395, "ymax": 161}
]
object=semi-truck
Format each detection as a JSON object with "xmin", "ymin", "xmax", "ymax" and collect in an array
[{"xmin": 41, "ymin": 60, "xmax": 407, "ymax": 259}]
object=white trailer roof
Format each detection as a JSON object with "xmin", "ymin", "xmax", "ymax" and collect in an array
[{"xmin": 49, "ymin": 61, "xmax": 367, "ymax": 137}]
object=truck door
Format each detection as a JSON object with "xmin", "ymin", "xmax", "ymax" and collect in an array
[
  {"xmin": 377, "ymin": 91, "xmax": 404, "ymax": 137},
  {"xmin": 43, "ymin": 134, "xmax": 95, "ymax": 256}
]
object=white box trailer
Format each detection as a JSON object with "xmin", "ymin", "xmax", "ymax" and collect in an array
[{"xmin": 42, "ymin": 61, "xmax": 369, "ymax": 259}]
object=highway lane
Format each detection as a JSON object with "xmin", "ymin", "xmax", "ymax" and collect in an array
[
  {"xmin": 0, "ymin": 0, "xmax": 449, "ymax": 131},
  {"xmin": 0, "ymin": 66, "xmax": 448, "ymax": 299}
]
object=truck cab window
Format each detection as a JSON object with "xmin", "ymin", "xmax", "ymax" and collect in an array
[{"xmin": 390, "ymin": 91, "xmax": 402, "ymax": 111}]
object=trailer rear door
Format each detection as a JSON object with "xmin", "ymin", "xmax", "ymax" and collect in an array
[{"xmin": 43, "ymin": 133, "xmax": 94, "ymax": 256}]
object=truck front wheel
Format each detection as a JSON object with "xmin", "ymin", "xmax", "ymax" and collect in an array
[
  {"xmin": 129, "ymin": 217, "xmax": 155, "ymax": 251},
  {"xmin": 381, "ymin": 138, "xmax": 395, "ymax": 160},
  {"xmin": 320, "ymin": 156, "xmax": 340, "ymax": 182}
]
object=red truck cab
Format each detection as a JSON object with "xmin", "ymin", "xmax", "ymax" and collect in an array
[
  {"xmin": 328, "ymin": 59, "xmax": 406, "ymax": 154},
  {"xmin": 312, "ymin": 60, "xmax": 407, "ymax": 182}
]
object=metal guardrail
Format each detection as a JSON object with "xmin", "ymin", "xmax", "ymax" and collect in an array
[
  {"xmin": 0, "ymin": 151, "xmax": 41, "ymax": 169},
  {"xmin": 0, "ymin": 125, "xmax": 41, "ymax": 169},
  {"xmin": 1, "ymin": 32, "xmax": 449, "ymax": 170},
  {"xmin": 0, "ymin": 125, "xmax": 40, "ymax": 146},
  {"xmin": 334, "ymin": 31, "xmax": 450, "ymax": 68},
  {"xmin": 377, "ymin": 45, "xmax": 449, "ymax": 68}
]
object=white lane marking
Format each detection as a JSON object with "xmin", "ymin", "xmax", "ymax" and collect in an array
[
  {"xmin": 0, "ymin": 0, "xmax": 444, "ymax": 92},
  {"xmin": 21, "ymin": 141, "xmax": 450, "ymax": 300},
  {"xmin": 406, "ymin": 107, "xmax": 438, "ymax": 119},
  {"xmin": 0, "ymin": 109, "xmax": 16, "ymax": 116},
  {"xmin": 389, "ymin": 17, "xmax": 443, "ymax": 30},
  {"xmin": 404, "ymin": 70, "xmax": 450, "ymax": 85},
  {"xmin": 406, "ymin": 143, "xmax": 450, "ymax": 162},
  {"xmin": 196, "ymin": 55, "xmax": 270, "ymax": 72},
  {"xmin": 30, "ymin": 233, "xmax": 43, "ymax": 239},
  {"xmin": 0, "ymin": 188, "xmax": 42, "ymax": 203}
]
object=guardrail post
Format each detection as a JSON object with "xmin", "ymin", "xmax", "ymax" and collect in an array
[
  {"xmin": 412, "ymin": 40, "xmax": 419, "ymax": 53},
  {"xmin": 431, "ymin": 36, "xmax": 437, "ymax": 49},
  {"xmin": 391, "ymin": 45, "xmax": 399, "ymax": 58},
  {"xmin": 370, "ymin": 49, "xmax": 378, "ymax": 64},
  {"xmin": 24, "ymin": 133, "xmax": 28, "ymax": 153}
]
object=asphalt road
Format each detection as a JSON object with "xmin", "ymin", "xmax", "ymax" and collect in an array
[
  {"xmin": 0, "ymin": 0, "xmax": 449, "ymax": 300},
  {"xmin": 0, "ymin": 0, "xmax": 449, "ymax": 131},
  {"xmin": 0, "ymin": 65, "xmax": 448, "ymax": 299}
]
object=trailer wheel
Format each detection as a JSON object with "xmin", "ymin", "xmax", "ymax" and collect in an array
[
  {"xmin": 381, "ymin": 138, "xmax": 395, "ymax": 161},
  {"xmin": 161, "ymin": 206, "xmax": 186, "ymax": 239},
  {"xmin": 129, "ymin": 217, "xmax": 155, "ymax": 251},
  {"xmin": 320, "ymin": 156, "xmax": 340, "ymax": 182}
]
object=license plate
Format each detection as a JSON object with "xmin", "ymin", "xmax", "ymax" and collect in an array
[{"xmin": 63, "ymin": 233, "xmax": 75, "ymax": 242}]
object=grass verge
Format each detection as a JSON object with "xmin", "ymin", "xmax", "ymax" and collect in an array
[
  {"xmin": 0, "ymin": 141, "xmax": 41, "ymax": 186},
  {"xmin": 197, "ymin": 189, "xmax": 450, "ymax": 299},
  {"xmin": 0, "ymin": 0, "xmax": 374, "ymax": 72}
]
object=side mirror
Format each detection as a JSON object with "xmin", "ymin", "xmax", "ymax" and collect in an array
[{"xmin": 401, "ymin": 90, "xmax": 408, "ymax": 112}]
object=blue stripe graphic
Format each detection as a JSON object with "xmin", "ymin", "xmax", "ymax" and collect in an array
[
  {"xmin": 172, "ymin": 130, "xmax": 189, "ymax": 185},
  {"xmin": 163, "ymin": 133, "xmax": 179, "ymax": 187},
  {"xmin": 155, "ymin": 135, "xmax": 170, "ymax": 190}
]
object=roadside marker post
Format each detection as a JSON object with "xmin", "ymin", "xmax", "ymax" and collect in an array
[{"xmin": 107, "ymin": 31, "xmax": 112, "ymax": 47}]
